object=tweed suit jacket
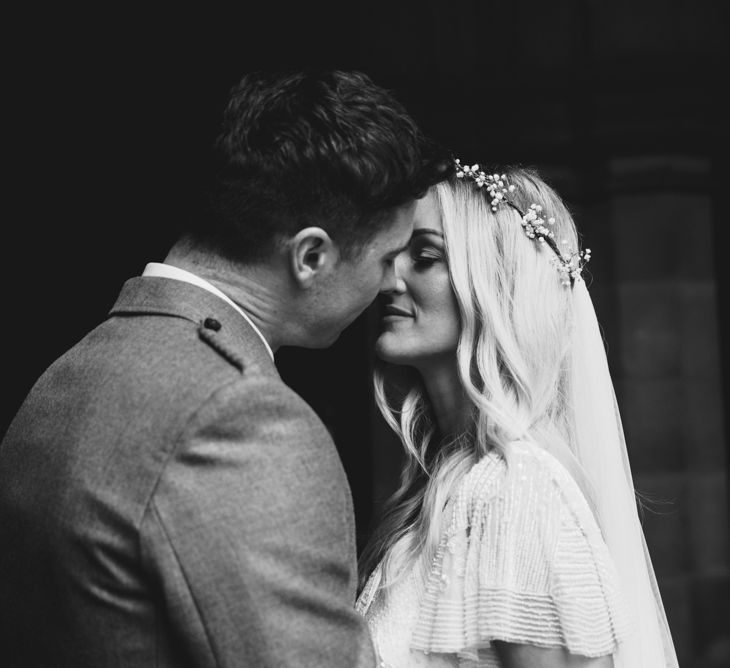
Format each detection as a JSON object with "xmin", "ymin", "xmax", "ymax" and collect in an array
[{"xmin": 0, "ymin": 276, "xmax": 375, "ymax": 667}]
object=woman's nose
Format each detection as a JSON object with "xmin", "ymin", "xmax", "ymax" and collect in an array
[{"xmin": 381, "ymin": 256, "xmax": 408, "ymax": 295}]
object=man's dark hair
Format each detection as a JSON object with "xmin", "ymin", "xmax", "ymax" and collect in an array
[{"xmin": 191, "ymin": 70, "xmax": 451, "ymax": 261}]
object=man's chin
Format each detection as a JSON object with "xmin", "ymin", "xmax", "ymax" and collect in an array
[
  {"xmin": 320, "ymin": 331, "xmax": 342, "ymax": 348},
  {"xmin": 300, "ymin": 328, "xmax": 342, "ymax": 350}
]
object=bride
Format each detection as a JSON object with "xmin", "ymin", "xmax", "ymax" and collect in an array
[{"xmin": 357, "ymin": 162, "xmax": 679, "ymax": 667}]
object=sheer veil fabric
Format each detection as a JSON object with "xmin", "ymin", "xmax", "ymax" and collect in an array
[
  {"xmin": 569, "ymin": 281, "xmax": 678, "ymax": 667},
  {"xmin": 360, "ymin": 283, "xmax": 678, "ymax": 666}
]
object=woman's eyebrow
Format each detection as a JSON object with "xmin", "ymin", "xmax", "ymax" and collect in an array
[{"xmin": 411, "ymin": 228, "xmax": 444, "ymax": 238}]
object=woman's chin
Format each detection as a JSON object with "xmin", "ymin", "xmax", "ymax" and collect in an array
[{"xmin": 375, "ymin": 333, "xmax": 415, "ymax": 365}]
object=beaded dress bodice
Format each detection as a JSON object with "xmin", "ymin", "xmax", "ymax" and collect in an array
[{"xmin": 357, "ymin": 442, "xmax": 631, "ymax": 668}]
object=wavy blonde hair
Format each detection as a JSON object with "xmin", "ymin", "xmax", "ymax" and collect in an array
[{"xmin": 359, "ymin": 167, "xmax": 591, "ymax": 588}]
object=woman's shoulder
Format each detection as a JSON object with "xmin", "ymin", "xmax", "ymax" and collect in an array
[
  {"xmin": 413, "ymin": 440, "xmax": 631, "ymax": 658},
  {"xmin": 450, "ymin": 439, "xmax": 603, "ymax": 553},
  {"xmin": 462, "ymin": 439, "xmax": 587, "ymax": 509}
]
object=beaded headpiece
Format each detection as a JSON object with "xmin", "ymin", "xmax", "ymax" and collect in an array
[{"xmin": 454, "ymin": 159, "xmax": 591, "ymax": 287}]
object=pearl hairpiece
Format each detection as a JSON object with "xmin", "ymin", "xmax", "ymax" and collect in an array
[{"xmin": 454, "ymin": 159, "xmax": 591, "ymax": 287}]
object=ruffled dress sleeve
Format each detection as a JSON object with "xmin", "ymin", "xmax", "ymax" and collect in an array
[{"xmin": 410, "ymin": 441, "xmax": 633, "ymax": 661}]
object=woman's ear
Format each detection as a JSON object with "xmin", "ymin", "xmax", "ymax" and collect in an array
[{"xmin": 288, "ymin": 227, "xmax": 339, "ymax": 288}]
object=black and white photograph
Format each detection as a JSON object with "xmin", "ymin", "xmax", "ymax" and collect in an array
[{"xmin": 2, "ymin": 2, "xmax": 728, "ymax": 666}]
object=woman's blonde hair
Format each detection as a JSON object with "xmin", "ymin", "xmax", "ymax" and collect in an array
[{"xmin": 359, "ymin": 167, "xmax": 589, "ymax": 588}]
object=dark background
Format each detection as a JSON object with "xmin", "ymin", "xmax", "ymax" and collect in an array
[{"xmin": 4, "ymin": 2, "xmax": 729, "ymax": 665}]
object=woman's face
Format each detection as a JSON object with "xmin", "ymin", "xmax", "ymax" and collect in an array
[{"xmin": 375, "ymin": 190, "xmax": 461, "ymax": 367}]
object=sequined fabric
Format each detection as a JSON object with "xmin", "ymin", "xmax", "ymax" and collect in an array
[{"xmin": 358, "ymin": 441, "xmax": 632, "ymax": 667}]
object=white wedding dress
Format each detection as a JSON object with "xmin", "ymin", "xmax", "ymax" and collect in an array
[
  {"xmin": 357, "ymin": 441, "xmax": 632, "ymax": 668},
  {"xmin": 358, "ymin": 282, "xmax": 679, "ymax": 667}
]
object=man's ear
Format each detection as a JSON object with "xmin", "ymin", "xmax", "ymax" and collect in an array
[{"xmin": 288, "ymin": 227, "xmax": 339, "ymax": 288}]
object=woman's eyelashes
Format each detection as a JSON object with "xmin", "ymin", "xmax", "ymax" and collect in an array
[{"xmin": 411, "ymin": 244, "xmax": 444, "ymax": 268}]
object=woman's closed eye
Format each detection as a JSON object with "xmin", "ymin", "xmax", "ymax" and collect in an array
[{"xmin": 412, "ymin": 247, "xmax": 444, "ymax": 268}]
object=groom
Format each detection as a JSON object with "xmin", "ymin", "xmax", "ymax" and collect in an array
[{"xmin": 0, "ymin": 70, "xmax": 447, "ymax": 667}]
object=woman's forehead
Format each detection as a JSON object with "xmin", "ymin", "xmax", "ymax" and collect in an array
[{"xmin": 413, "ymin": 190, "xmax": 442, "ymax": 233}]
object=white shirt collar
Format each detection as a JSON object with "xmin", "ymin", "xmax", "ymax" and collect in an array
[{"xmin": 142, "ymin": 262, "xmax": 274, "ymax": 361}]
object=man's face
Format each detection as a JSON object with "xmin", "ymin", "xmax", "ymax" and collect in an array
[{"xmin": 304, "ymin": 202, "xmax": 416, "ymax": 347}]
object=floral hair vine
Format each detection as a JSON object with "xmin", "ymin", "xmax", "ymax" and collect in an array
[{"xmin": 454, "ymin": 159, "xmax": 591, "ymax": 287}]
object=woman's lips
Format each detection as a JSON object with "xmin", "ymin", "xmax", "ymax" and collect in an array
[{"xmin": 383, "ymin": 305, "xmax": 414, "ymax": 319}]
